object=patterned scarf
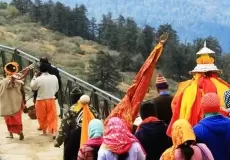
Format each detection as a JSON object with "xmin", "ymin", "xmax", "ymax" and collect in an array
[
  {"xmin": 161, "ymin": 119, "xmax": 196, "ymax": 160},
  {"xmin": 102, "ymin": 117, "xmax": 145, "ymax": 154},
  {"xmin": 5, "ymin": 62, "xmax": 34, "ymax": 87},
  {"xmin": 224, "ymin": 90, "xmax": 230, "ymax": 108}
]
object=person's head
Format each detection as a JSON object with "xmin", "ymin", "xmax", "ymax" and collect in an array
[
  {"xmin": 172, "ymin": 119, "xmax": 196, "ymax": 160},
  {"xmin": 40, "ymin": 57, "xmax": 49, "ymax": 64},
  {"xmin": 4, "ymin": 62, "xmax": 19, "ymax": 75},
  {"xmin": 79, "ymin": 95, "xmax": 90, "ymax": 105},
  {"xmin": 140, "ymin": 100, "xmax": 157, "ymax": 120},
  {"xmin": 224, "ymin": 90, "xmax": 230, "ymax": 109},
  {"xmin": 171, "ymin": 119, "xmax": 196, "ymax": 147},
  {"xmin": 70, "ymin": 87, "xmax": 83, "ymax": 105},
  {"xmin": 201, "ymin": 92, "xmax": 220, "ymax": 116},
  {"xmin": 88, "ymin": 119, "xmax": 104, "ymax": 139},
  {"xmin": 39, "ymin": 62, "xmax": 50, "ymax": 73},
  {"xmin": 104, "ymin": 117, "xmax": 131, "ymax": 160},
  {"xmin": 155, "ymin": 73, "xmax": 169, "ymax": 93}
]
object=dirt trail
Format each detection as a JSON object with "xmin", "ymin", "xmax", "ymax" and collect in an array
[{"xmin": 0, "ymin": 99, "xmax": 64, "ymax": 160}]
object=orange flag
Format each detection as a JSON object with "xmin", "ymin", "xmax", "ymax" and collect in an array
[{"xmin": 104, "ymin": 33, "xmax": 168, "ymax": 128}]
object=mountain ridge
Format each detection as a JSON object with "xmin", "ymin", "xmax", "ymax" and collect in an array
[
  {"xmin": 2, "ymin": 0, "xmax": 230, "ymax": 52},
  {"xmin": 51, "ymin": 0, "xmax": 230, "ymax": 53}
]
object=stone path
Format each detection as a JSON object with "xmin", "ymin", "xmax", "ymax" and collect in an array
[{"xmin": 0, "ymin": 98, "xmax": 64, "ymax": 160}]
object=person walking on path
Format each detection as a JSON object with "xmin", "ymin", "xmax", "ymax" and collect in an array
[{"xmin": 30, "ymin": 62, "xmax": 59, "ymax": 137}]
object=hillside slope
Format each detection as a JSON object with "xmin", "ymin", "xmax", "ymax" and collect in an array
[
  {"xmin": 0, "ymin": 7, "xmax": 178, "ymax": 98},
  {"xmin": 0, "ymin": 8, "xmax": 121, "ymax": 80}
]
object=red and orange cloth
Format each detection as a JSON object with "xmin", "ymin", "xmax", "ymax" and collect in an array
[
  {"xmin": 104, "ymin": 39, "xmax": 166, "ymax": 129},
  {"xmin": 167, "ymin": 72, "xmax": 230, "ymax": 136}
]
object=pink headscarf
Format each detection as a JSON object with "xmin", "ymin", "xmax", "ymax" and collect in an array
[{"xmin": 103, "ymin": 117, "xmax": 145, "ymax": 154}]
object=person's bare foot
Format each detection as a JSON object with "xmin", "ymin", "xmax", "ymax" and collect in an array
[
  {"xmin": 40, "ymin": 133, "xmax": 47, "ymax": 136},
  {"xmin": 6, "ymin": 132, "xmax": 13, "ymax": 139},
  {"xmin": 19, "ymin": 132, "xmax": 24, "ymax": 140},
  {"xmin": 40, "ymin": 130, "xmax": 47, "ymax": 136}
]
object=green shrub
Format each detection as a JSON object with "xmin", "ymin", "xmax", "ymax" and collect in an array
[
  {"xmin": 53, "ymin": 40, "xmax": 82, "ymax": 54},
  {"xmin": 0, "ymin": 9, "xmax": 10, "ymax": 18},
  {"xmin": 10, "ymin": 16, "xmax": 31, "ymax": 24},
  {"xmin": 68, "ymin": 37, "xmax": 80, "ymax": 47},
  {"xmin": 0, "ymin": 2, "xmax": 7, "ymax": 9},
  {"xmin": 0, "ymin": 16, "xmax": 7, "ymax": 25},
  {"xmin": 7, "ymin": 5, "xmax": 20, "ymax": 18}
]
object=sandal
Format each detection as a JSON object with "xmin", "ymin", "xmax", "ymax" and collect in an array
[
  {"xmin": 19, "ymin": 132, "xmax": 24, "ymax": 140},
  {"xmin": 6, "ymin": 132, "xmax": 13, "ymax": 139}
]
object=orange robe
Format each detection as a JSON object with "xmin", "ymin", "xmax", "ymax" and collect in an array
[{"xmin": 35, "ymin": 99, "xmax": 57, "ymax": 134}]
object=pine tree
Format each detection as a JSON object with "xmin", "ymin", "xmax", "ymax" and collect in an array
[
  {"xmin": 49, "ymin": 2, "xmax": 70, "ymax": 34},
  {"xmin": 88, "ymin": 17, "xmax": 97, "ymax": 40},
  {"xmin": 136, "ymin": 25, "xmax": 155, "ymax": 59},
  {"xmin": 11, "ymin": 0, "xmax": 32, "ymax": 15},
  {"xmin": 40, "ymin": 1, "xmax": 54, "ymax": 26},
  {"xmin": 88, "ymin": 51, "xmax": 122, "ymax": 92},
  {"xmin": 72, "ymin": 4, "xmax": 89, "ymax": 38},
  {"xmin": 30, "ymin": 0, "xmax": 42, "ymax": 22},
  {"xmin": 119, "ymin": 18, "xmax": 138, "ymax": 53},
  {"xmin": 156, "ymin": 24, "xmax": 181, "ymax": 80}
]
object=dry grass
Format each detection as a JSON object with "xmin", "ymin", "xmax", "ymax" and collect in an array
[{"xmin": 0, "ymin": 8, "xmax": 179, "ymax": 97}]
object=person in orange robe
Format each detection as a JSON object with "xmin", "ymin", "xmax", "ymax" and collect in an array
[
  {"xmin": 30, "ymin": 62, "xmax": 59, "ymax": 137},
  {"xmin": 0, "ymin": 62, "xmax": 25, "ymax": 140}
]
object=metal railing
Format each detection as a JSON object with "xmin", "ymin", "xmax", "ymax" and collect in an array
[{"xmin": 0, "ymin": 44, "xmax": 121, "ymax": 119}]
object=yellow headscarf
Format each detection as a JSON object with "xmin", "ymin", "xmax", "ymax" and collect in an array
[
  {"xmin": 161, "ymin": 119, "xmax": 196, "ymax": 160},
  {"xmin": 4, "ymin": 62, "xmax": 19, "ymax": 76}
]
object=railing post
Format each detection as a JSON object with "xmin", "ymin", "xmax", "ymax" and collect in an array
[
  {"xmin": 65, "ymin": 80, "xmax": 73, "ymax": 107},
  {"xmin": 12, "ymin": 49, "xmax": 23, "ymax": 71},
  {"xmin": 0, "ymin": 50, "xmax": 6, "ymax": 77},
  {"xmin": 102, "ymin": 99, "xmax": 110, "ymax": 119},
  {"xmin": 90, "ymin": 90, "xmax": 100, "ymax": 114}
]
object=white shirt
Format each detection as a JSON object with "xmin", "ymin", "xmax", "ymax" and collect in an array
[{"xmin": 30, "ymin": 72, "xmax": 59, "ymax": 100}]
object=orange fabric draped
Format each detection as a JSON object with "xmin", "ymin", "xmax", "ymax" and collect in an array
[
  {"xmin": 188, "ymin": 87, "xmax": 203, "ymax": 126},
  {"xmin": 80, "ymin": 104, "xmax": 95, "ymax": 147},
  {"xmin": 198, "ymin": 75, "xmax": 217, "ymax": 94},
  {"xmin": 167, "ymin": 73, "xmax": 229, "ymax": 136},
  {"xmin": 167, "ymin": 80, "xmax": 192, "ymax": 136},
  {"xmin": 104, "ymin": 42, "xmax": 164, "ymax": 128},
  {"xmin": 35, "ymin": 99, "xmax": 57, "ymax": 134}
]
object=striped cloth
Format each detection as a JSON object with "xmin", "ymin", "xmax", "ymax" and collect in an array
[
  {"xmin": 224, "ymin": 90, "xmax": 230, "ymax": 108},
  {"xmin": 156, "ymin": 73, "xmax": 167, "ymax": 84}
]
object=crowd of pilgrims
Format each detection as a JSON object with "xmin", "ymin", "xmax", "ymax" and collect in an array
[
  {"xmin": 1, "ymin": 56, "xmax": 230, "ymax": 160},
  {"xmin": 56, "ymin": 73, "xmax": 230, "ymax": 160}
]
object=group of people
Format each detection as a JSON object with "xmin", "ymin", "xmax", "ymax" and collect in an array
[
  {"xmin": 0, "ymin": 57, "xmax": 61, "ymax": 140},
  {"xmin": 57, "ymin": 74, "xmax": 230, "ymax": 160},
  {"xmin": 1, "ymin": 56, "xmax": 230, "ymax": 160}
]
